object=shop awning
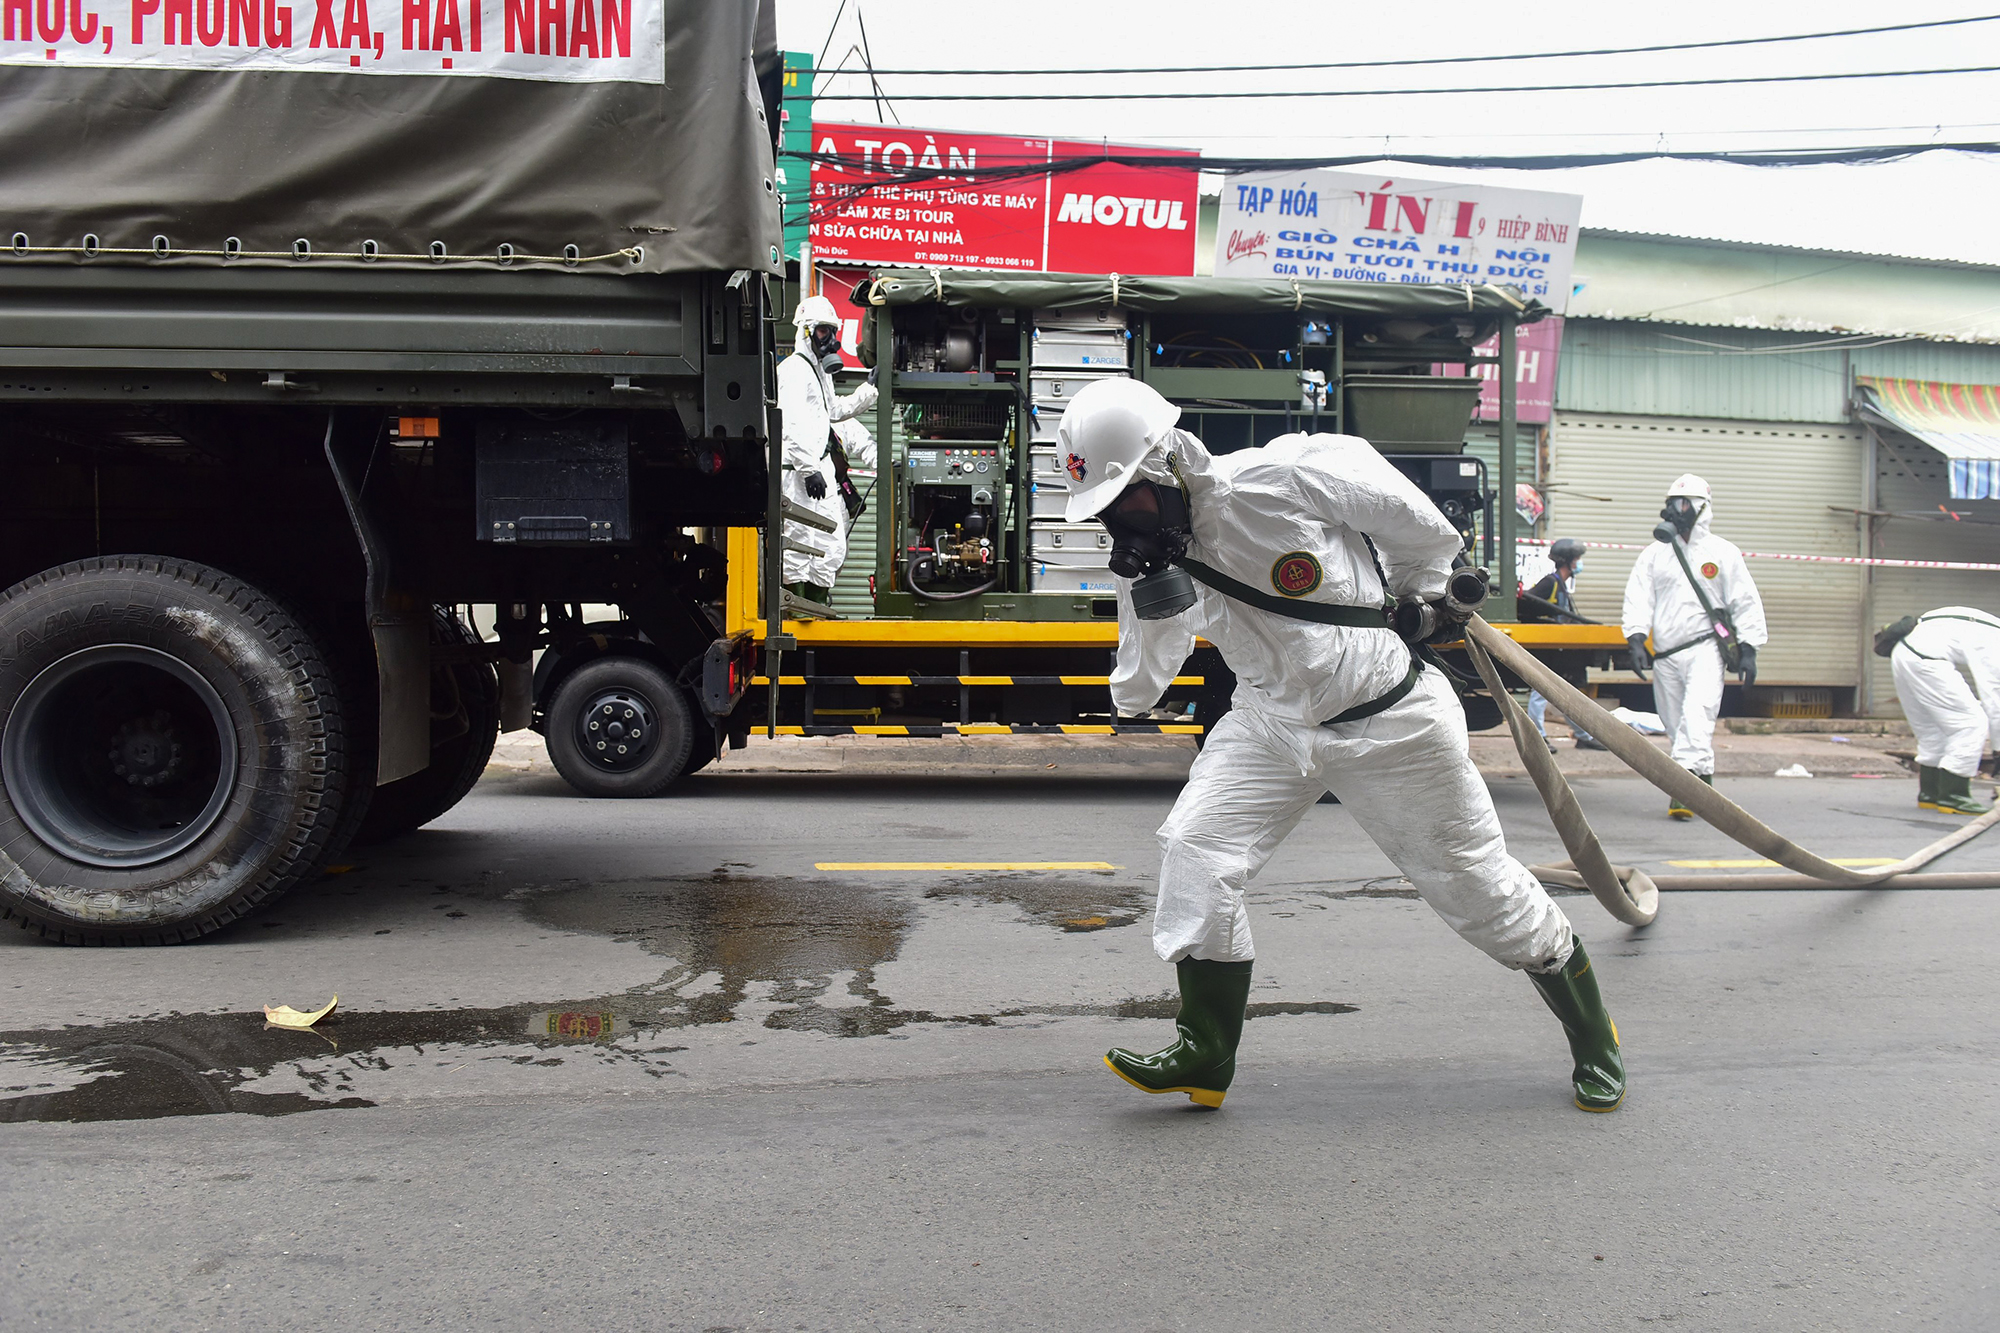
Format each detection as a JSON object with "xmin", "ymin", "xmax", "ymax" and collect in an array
[{"xmin": 1856, "ymin": 376, "xmax": 2000, "ymax": 500}]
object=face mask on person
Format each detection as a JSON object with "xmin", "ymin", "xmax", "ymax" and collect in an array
[
  {"xmin": 1655, "ymin": 496, "xmax": 1700, "ymax": 543},
  {"xmin": 809, "ymin": 323, "xmax": 842, "ymax": 358},
  {"xmin": 1101, "ymin": 479, "xmax": 1196, "ymax": 619}
]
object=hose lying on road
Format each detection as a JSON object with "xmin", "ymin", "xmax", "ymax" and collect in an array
[{"xmin": 1460, "ymin": 616, "xmax": 2000, "ymax": 927}]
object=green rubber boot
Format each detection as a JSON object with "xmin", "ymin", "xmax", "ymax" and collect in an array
[
  {"xmin": 1926, "ymin": 768, "xmax": 1992, "ymax": 816},
  {"xmin": 1105, "ymin": 958, "xmax": 1252, "ymax": 1109},
  {"xmin": 1528, "ymin": 939, "xmax": 1627, "ymax": 1112},
  {"xmin": 1667, "ymin": 771, "xmax": 1711, "ymax": 820},
  {"xmin": 1917, "ymin": 764, "xmax": 1941, "ymax": 810}
]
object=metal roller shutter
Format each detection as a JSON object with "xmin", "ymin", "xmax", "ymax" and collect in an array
[
  {"xmin": 1863, "ymin": 429, "xmax": 2000, "ymax": 714},
  {"xmin": 1546, "ymin": 413, "xmax": 1866, "ymax": 687}
]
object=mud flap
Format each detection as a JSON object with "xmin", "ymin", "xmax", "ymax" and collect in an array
[{"xmin": 323, "ymin": 410, "xmax": 430, "ymax": 784}]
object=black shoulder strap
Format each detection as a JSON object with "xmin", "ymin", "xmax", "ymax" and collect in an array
[
  {"xmin": 1178, "ymin": 557, "xmax": 1389, "ymax": 628},
  {"xmin": 1920, "ymin": 611, "xmax": 2000, "ymax": 633},
  {"xmin": 1664, "ymin": 536, "xmax": 1743, "ymax": 667}
]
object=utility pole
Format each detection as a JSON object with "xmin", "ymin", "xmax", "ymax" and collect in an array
[{"xmin": 1496, "ymin": 315, "xmax": 1518, "ymax": 620}]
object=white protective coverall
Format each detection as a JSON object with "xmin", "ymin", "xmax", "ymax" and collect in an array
[
  {"xmin": 1891, "ymin": 607, "xmax": 2000, "ymax": 777},
  {"xmin": 1114, "ymin": 430, "xmax": 1576, "ymax": 971},
  {"xmin": 1620, "ymin": 500, "xmax": 1767, "ymax": 776},
  {"xmin": 777, "ymin": 347, "xmax": 877, "ymax": 588}
]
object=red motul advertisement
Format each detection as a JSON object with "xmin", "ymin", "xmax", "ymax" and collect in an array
[
  {"xmin": 807, "ymin": 121, "xmax": 1197, "ymax": 275},
  {"xmin": 1044, "ymin": 141, "xmax": 1200, "ymax": 275}
]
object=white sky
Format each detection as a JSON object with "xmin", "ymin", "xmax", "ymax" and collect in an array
[{"xmin": 777, "ymin": 0, "xmax": 2000, "ymax": 264}]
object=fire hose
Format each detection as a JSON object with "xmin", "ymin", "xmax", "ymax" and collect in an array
[{"xmin": 1459, "ymin": 616, "xmax": 2000, "ymax": 928}]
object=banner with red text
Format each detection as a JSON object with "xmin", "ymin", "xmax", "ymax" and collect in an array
[
  {"xmin": 807, "ymin": 121, "xmax": 1197, "ymax": 275},
  {"xmin": 0, "ymin": 0, "xmax": 664, "ymax": 82},
  {"xmin": 1215, "ymin": 169, "xmax": 1581, "ymax": 313}
]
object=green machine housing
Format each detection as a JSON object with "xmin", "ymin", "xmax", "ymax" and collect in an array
[{"xmin": 839, "ymin": 270, "xmax": 1550, "ymax": 623}]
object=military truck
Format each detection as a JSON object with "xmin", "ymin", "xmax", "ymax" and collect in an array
[{"xmin": 0, "ymin": 1, "xmax": 782, "ymax": 942}]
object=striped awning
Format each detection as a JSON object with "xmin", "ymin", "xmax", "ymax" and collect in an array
[{"xmin": 1856, "ymin": 376, "xmax": 2000, "ymax": 500}]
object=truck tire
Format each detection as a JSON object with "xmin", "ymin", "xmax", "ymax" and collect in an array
[
  {"xmin": 544, "ymin": 656, "xmax": 696, "ymax": 798},
  {"xmin": 0, "ymin": 557, "xmax": 347, "ymax": 945},
  {"xmin": 353, "ymin": 611, "xmax": 499, "ymax": 844}
]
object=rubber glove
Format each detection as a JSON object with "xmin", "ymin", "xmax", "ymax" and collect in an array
[
  {"xmin": 1625, "ymin": 633, "xmax": 1652, "ymax": 673},
  {"xmin": 1736, "ymin": 643, "xmax": 1758, "ymax": 686},
  {"xmin": 803, "ymin": 471, "xmax": 827, "ymax": 500}
]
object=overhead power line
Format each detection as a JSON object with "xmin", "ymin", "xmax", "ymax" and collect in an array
[
  {"xmin": 790, "ymin": 143, "xmax": 2000, "ymax": 227},
  {"xmin": 841, "ymin": 14, "xmax": 2000, "ymax": 77},
  {"xmin": 791, "ymin": 64, "xmax": 2000, "ymax": 103}
]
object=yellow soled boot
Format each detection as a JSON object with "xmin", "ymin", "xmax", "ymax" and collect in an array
[
  {"xmin": 1105, "ymin": 958, "xmax": 1252, "ymax": 1109},
  {"xmin": 1668, "ymin": 771, "xmax": 1711, "ymax": 820},
  {"xmin": 1924, "ymin": 767, "xmax": 1992, "ymax": 816},
  {"xmin": 1527, "ymin": 939, "xmax": 1627, "ymax": 1112}
]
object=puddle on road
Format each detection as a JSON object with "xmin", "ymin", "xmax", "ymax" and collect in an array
[{"xmin": 1, "ymin": 870, "xmax": 1357, "ymax": 1125}]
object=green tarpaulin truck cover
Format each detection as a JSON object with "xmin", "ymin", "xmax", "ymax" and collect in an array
[{"xmin": 0, "ymin": 0, "xmax": 781, "ymax": 275}]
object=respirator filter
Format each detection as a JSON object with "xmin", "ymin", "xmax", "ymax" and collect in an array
[{"xmin": 1102, "ymin": 480, "xmax": 1196, "ymax": 620}]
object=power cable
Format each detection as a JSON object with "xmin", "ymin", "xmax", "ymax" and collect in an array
[
  {"xmin": 841, "ymin": 14, "xmax": 2000, "ymax": 77},
  {"xmin": 787, "ymin": 143, "xmax": 2000, "ymax": 226},
  {"xmin": 792, "ymin": 64, "xmax": 2000, "ymax": 103},
  {"xmin": 812, "ymin": 0, "xmax": 847, "ymax": 71}
]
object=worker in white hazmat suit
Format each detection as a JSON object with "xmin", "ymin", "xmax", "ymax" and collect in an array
[
  {"xmin": 778, "ymin": 294, "xmax": 877, "ymax": 605},
  {"xmin": 1059, "ymin": 377, "xmax": 1625, "ymax": 1114},
  {"xmin": 1881, "ymin": 607, "xmax": 2000, "ymax": 815},
  {"xmin": 1621, "ymin": 474, "xmax": 1766, "ymax": 819}
]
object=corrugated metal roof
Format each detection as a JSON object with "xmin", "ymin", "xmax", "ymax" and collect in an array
[
  {"xmin": 1556, "ymin": 321, "xmax": 2000, "ymax": 427},
  {"xmin": 1583, "ymin": 230, "xmax": 2000, "ymax": 275},
  {"xmin": 1567, "ymin": 231, "xmax": 2000, "ymax": 344}
]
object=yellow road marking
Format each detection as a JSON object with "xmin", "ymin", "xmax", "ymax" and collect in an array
[
  {"xmin": 1666, "ymin": 857, "xmax": 1899, "ymax": 869},
  {"xmin": 816, "ymin": 861, "xmax": 1121, "ymax": 871}
]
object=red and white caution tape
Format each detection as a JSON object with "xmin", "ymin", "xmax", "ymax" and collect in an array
[{"xmin": 1519, "ymin": 537, "xmax": 2000, "ymax": 573}]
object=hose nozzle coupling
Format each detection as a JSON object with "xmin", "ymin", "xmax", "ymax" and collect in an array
[
  {"xmin": 1394, "ymin": 567, "xmax": 1490, "ymax": 645},
  {"xmin": 1444, "ymin": 566, "xmax": 1491, "ymax": 618}
]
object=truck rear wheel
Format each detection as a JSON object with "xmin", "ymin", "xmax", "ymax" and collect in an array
[
  {"xmin": 353, "ymin": 610, "xmax": 499, "ymax": 844},
  {"xmin": 544, "ymin": 656, "xmax": 696, "ymax": 798},
  {"xmin": 0, "ymin": 557, "xmax": 347, "ymax": 945}
]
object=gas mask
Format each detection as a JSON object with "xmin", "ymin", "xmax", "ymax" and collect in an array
[
  {"xmin": 1101, "ymin": 479, "xmax": 1196, "ymax": 620},
  {"xmin": 1654, "ymin": 496, "xmax": 1700, "ymax": 543},
  {"xmin": 809, "ymin": 323, "xmax": 842, "ymax": 359}
]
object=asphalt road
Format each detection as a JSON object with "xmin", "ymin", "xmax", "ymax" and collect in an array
[{"xmin": 4, "ymin": 758, "xmax": 1997, "ymax": 1330}]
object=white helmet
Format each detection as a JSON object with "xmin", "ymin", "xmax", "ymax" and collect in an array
[
  {"xmin": 1666, "ymin": 473, "xmax": 1712, "ymax": 503},
  {"xmin": 793, "ymin": 293, "xmax": 841, "ymax": 331},
  {"xmin": 793, "ymin": 293, "xmax": 843, "ymax": 357},
  {"xmin": 1057, "ymin": 378, "xmax": 1182, "ymax": 522}
]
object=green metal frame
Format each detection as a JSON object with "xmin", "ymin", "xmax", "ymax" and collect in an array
[{"xmin": 800, "ymin": 282, "xmax": 1526, "ymax": 625}]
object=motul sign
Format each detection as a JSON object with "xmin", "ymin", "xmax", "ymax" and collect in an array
[
  {"xmin": 1054, "ymin": 194, "xmax": 1189, "ymax": 231},
  {"xmin": 808, "ymin": 121, "xmax": 1197, "ymax": 275}
]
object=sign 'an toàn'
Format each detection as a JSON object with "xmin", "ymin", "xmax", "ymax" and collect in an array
[{"xmin": 808, "ymin": 121, "xmax": 1199, "ymax": 276}]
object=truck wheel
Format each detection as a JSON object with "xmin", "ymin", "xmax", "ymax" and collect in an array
[
  {"xmin": 544, "ymin": 657, "xmax": 695, "ymax": 798},
  {"xmin": 353, "ymin": 610, "xmax": 499, "ymax": 844},
  {"xmin": 0, "ymin": 557, "xmax": 347, "ymax": 945}
]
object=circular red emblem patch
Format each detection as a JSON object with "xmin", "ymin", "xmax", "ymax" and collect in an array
[
  {"xmin": 1700, "ymin": 561, "xmax": 1720, "ymax": 580},
  {"xmin": 1272, "ymin": 551, "xmax": 1323, "ymax": 597},
  {"xmin": 1065, "ymin": 453, "xmax": 1088, "ymax": 482}
]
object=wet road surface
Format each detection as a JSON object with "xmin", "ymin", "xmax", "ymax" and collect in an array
[{"xmin": 4, "ymin": 764, "xmax": 1997, "ymax": 1329}]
